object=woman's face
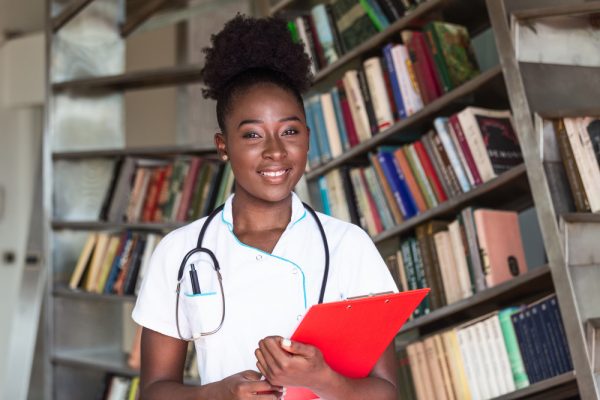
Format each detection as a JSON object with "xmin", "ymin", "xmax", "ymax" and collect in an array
[{"xmin": 215, "ymin": 83, "xmax": 309, "ymax": 205}]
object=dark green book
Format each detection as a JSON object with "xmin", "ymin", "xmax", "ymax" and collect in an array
[
  {"xmin": 331, "ymin": 0, "xmax": 379, "ymax": 52},
  {"xmin": 425, "ymin": 21, "xmax": 480, "ymax": 90}
]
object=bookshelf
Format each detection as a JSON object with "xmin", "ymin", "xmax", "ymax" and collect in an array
[
  {"xmin": 272, "ymin": 0, "xmax": 600, "ymax": 399},
  {"xmin": 43, "ymin": 0, "xmax": 248, "ymax": 398}
]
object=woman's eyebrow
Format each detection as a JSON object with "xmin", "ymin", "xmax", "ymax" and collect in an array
[{"xmin": 237, "ymin": 116, "xmax": 301, "ymax": 128}]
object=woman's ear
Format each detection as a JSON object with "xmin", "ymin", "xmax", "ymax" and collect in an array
[{"xmin": 214, "ymin": 132, "xmax": 228, "ymax": 161}]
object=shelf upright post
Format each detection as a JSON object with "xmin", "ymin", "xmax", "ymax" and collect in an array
[{"xmin": 487, "ymin": 0, "xmax": 600, "ymax": 397}]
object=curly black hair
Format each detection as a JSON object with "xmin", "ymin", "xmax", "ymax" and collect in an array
[{"xmin": 200, "ymin": 14, "xmax": 313, "ymax": 132}]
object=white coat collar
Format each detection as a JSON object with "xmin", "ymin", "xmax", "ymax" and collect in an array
[{"xmin": 221, "ymin": 192, "xmax": 307, "ymax": 230}]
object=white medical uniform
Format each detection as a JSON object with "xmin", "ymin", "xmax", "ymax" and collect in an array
[{"xmin": 132, "ymin": 192, "xmax": 397, "ymax": 386}]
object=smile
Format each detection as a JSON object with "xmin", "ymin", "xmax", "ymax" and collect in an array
[{"xmin": 259, "ymin": 169, "xmax": 291, "ymax": 177}]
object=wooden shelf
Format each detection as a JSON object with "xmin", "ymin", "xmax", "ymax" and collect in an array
[
  {"xmin": 51, "ymin": 0, "xmax": 96, "ymax": 33},
  {"xmin": 372, "ymin": 164, "xmax": 531, "ymax": 244},
  {"xmin": 54, "ymin": 286, "xmax": 136, "ymax": 303},
  {"xmin": 52, "ymin": 349, "xmax": 200, "ymax": 385},
  {"xmin": 52, "ymin": 350, "xmax": 138, "ymax": 376},
  {"xmin": 560, "ymin": 212, "xmax": 600, "ymax": 224},
  {"xmin": 492, "ymin": 371, "xmax": 577, "ymax": 400},
  {"xmin": 51, "ymin": 220, "xmax": 186, "ymax": 231},
  {"xmin": 52, "ymin": 64, "xmax": 203, "ymax": 93},
  {"xmin": 400, "ymin": 265, "xmax": 553, "ymax": 335},
  {"xmin": 269, "ymin": 0, "xmax": 296, "ymax": 15},
  {"xmin": 305, "ymin": 65, "xmax": 505, "ymax": 180},
  {"xmin": 52, "ymin": 145, "xmax": 218, "ymax": 160}
]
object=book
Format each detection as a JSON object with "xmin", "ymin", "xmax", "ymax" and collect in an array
[
  {"xmin": 393, "ymin": 147, "xmax": 428, "ymax": 213},
  {"xmin": 311, "ymin": 4, "xmax": 340, "ymax": 66},
  {"xmin": 320, "ymin": 92, "xmax": 344, "ymax": 158},
  {"xmin": 357, "ymin": 68, "xmax": 379, "ymax": 136},
  {"xmin": 343, "ymin": 70, "xmax": 372, "ymax": 142},
  {"xmin": 378, "ymin": 150, "xmax": 418, "ymax": 219},
  {"xmin": 363, "ymin": 57, "xmax": 394, "ymax": 132},
  {"xmin": 447, "ymin": 219, "xmax": 474, "ymax": 299},
  {"xmin": 330, "ymin": 86, "xmax": 350, "ymax": 151},
  {"xmin": 425, "ymin": 21, "xmax": 480, "ymax": 90},
  {"xmin": 449, "ymin": 114, "xmax": 483, "ymax": 186},
  {"xmin": 68, "ymin": 234, "xmax": 98, "ymax": 290},
  {"xmin": 430, "ymin": 129, "xmax": 463, "ymax": 196},
  {"xmin": 405, "ymin": 144, "xmax": 438, "ymax": 208},
  {"xmin": 83, "ymin": 232, "xmax": 110, "ymax": 292},
  {"xmin": 383, "ymin": 43, "xmax": 407, "ymax": 120},
  {"xmin": 498, "ymin": 308, "xmax": 530, "ymax": 389},
  {"xmin": 460, "ymin": 207, "xmax": 485, "ymax": 292},
  {"xmin": 424, "ymin": 336, "xmax": 451, "ymax": 400},
  {"xmin": 414, "ymin": 140, "xmax": 448, "ymax": 203},
  {"xmin": 330, "ymin": 0, "xmax": 379, "ymax": 52},
  {"xmin": 441, "ymin": 330, "xmax": 472, "ymax": 400},
  {"xmin": 434, "ymin": 117, "xmax": 471, "ymax": 193},
  {"xmin": 370, "ymin": 153, "xmax": 404, "ymax": 224},
  {"xmin": 473, "ymin": 209, "xmax": 528, "ymax": 288},
  {"xmin": 433, "ymin": 230, "xmax": 462, "ymax": 304},
  {"xmin": 294, "ymin": 16, "xmax": 318, "ymax": 75},
  {"xmin": 391, "ymin": 44, "xmax": 423, "ymax": 116},
  {"xmin": 336, "ymin": 80, "xmax": 360, "ymax": 147}
]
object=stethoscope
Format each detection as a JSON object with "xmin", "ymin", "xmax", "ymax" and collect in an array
[{"xmin": 175, "ymin": 201, "xmax": 330, "ymax": 341}]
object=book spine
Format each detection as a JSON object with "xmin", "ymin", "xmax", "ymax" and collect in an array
[
  {"xmin": 349, "ymin": 168, "xmax": 373, "ymax": 233},
  {"xmin": 330, "ymin": 87, "xmax": 350, "ymax": 152},
  {"xmin": 531, "ymin": 303, "xmax": 559, "ymax": 379},
  {"xmin": 415, "ymin": 225, "xmax": 443, "ymax": 310},
  {"xmin": 383, "ymin": 43, "xmax": 407, "ymax": 120},
  {"xmin": 449, "ymin": 114, "xmax": 483, "ymax": 186},
  {"xmin": 424, "ymin": 131, "xmax": 457, "ymax": 198},
  {"xmin": 325, "ymin": 4, "xmax": 346, "ymax": 55},
  {"xmin": 458, "ymin": 109, "xmax": 496, "ymax": 182},
  {"xmin": 499, "ymin": 308, "xmax": 530, "ymax": 389},
  {"xmin": 432, "ymin": 130, "xmax": 463, "ymax": 196},
  {"xmin": 311, "ymin": 96, "xmax": 333, "ymax": 163},
  {"xmin": 311, "ymin": 5, "xmax": 339, "ymax": 65},
  {"xmin": 405, "ymin": 144, "xmax": 438, "ymax": 208},
  {"xmin": 306, "ymin": 15, "xmax": 327, "ymax": 70},
  {"xmin": 344, "ymin": 70, "xmax": 372, "ymax": 142},
  {"xmin": 359, "ymin": 0, "xmax": 385, "ymax": 31},
  {"xmin": 363, "ymin": 57, "xmax": 394, "ymax": 132},
  {"xmin": 357, "ymin": 68, "xmax": 379, "ymax": 136},
  {"xmin": 457, "ymin": 327, "xmax": 483, "ymax": 399},
  {"xmin": 549, "ymin": 296, "xmax": 574, "ymax": 371},
  {"xmin": 413, "ymin": 30, "xmax": 444, "ymax": 100},
  {"xmin": 336, "ymin": 80, "xmax": 361, "ymax": 147},
  {"xmin": 414, "ymin": 140, "xmax": 448, "ymax": 203},
  {"xmin": 488, "ymin": 315, "xmax": 516, "ymax": 394},
  {"xmin": 539, "ymin": 299, "xmax": 569, "ymax": 375},
  {"xmin": 461, "ymin": 208, "xmax": 486, "ymax": 292},
  {"xmin": 380, "ymin": 151, "xmax": 418, "ymax": 218},
  {"xmin": 339, "ymin": 166, "xmax": 361, "ymax": 226},
  {"xmin": 402, "ymin": 30, "xmax": 435, "ymax": 105},
  {"xmin": 554, "ymin": 118, "xmax": 591, "ymax": 212},
  {"xmin": 364, "ymin": 167, "xmax": 396, "ymax": 230},
  {"xmin": 320, "ymin": 93, "xmax": 344, "ymax": 158},
  {"xmin": 297, "ymin": 16, "xmax": 320, "ymax": 72},
  {"xmin": 424, "ymin": 23, "xmax": 452, "ymax": 92},
  {"xmin": 394, "ymin": 147, "xmax": 428, "ymax": 213},
  {"xmin": 370, "ymin": 153, "xmax": 404, "ymax": 224},
  {"xmin": 434, "ymin": 117, "xmax": 471, "ymax": 192},
  {"xmin": 409, "ymin": 237, "xmax": 430, "ymax": 315},
  {"xmin": 318, "ymin": 176, "xmax": 331, "ymax": 215}
]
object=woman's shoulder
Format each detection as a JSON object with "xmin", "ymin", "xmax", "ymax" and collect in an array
[{"xmin": 155, "ymin": 215, "xmax": 212, "ymax": 251}]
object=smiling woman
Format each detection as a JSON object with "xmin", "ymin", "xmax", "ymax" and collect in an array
[{"xmin": 132, "ymin": 14, "xmax": 399, "ymax": 400}]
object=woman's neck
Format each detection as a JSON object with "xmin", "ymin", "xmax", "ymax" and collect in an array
[{"xmin": 231, "ymin": 192, "xmax": 293, "ymax": 234}]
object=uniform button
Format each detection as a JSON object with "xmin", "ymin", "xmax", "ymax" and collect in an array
[
  {"xmin": 256, "ymin": 254, "xmax": 262, "ymax": 261},
  {"xmin": 292, "ymin": 269, "xmax": 298, "ymax": 275},
  {"xmin": 296, "ymin": 315, "xmax": 303, "ymax": 321}
]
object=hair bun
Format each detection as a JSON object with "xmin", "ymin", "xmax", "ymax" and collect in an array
[{"xmin": 200, "ymin": 14, "xmax": 313, "ymax": 100}]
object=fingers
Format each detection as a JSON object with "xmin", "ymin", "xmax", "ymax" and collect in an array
[
  {"xmin": 240, "ymin": 369, "xmax": 262, "ymax": 381},
  {"xmin": 255, "ymin": 348, "xmax": 273, "ymax": 379}
]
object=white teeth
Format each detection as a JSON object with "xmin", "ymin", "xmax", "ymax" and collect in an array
[{"xmin": 261, "ymin": 169, "xmax": 287, "ymax": 177}]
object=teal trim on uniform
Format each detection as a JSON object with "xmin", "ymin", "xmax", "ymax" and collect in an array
[
  {"xmin": 220, "ymin": 210, "xmax": 308, "ymax": 309},
  {"xmin": 184, "ymin": 291, "xmax": 217, "ymax": 297},
  {"xmin": 290, "ymin": 208, "xmax": 307, "ymax": 229}
]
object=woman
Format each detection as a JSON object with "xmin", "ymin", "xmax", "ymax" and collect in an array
[{"xmin": 132, "ymin": 14, "xmax": 398, "ymax": 400}]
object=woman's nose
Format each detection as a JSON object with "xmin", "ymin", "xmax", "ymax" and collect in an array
[{"xmin": 262, "ymin": 135, "xmax": 287, "ymax": 159}]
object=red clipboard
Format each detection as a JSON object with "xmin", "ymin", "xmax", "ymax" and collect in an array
[{"xmin": 285, "ymin": 289, "xmax": 429, "ymax": 400}]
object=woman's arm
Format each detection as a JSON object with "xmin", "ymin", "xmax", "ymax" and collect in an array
[
  {"xmin": 140, "ymin": 328, "xmax": 283, "ymax": 400},
  {"xmin": 255, "ymin": 337, "xmax": 397, "ymax": 400}
]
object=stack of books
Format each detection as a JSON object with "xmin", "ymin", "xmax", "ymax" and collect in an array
[
  {"xmin": 384, "ymin": 207, "xmax": 529, "ymax": 315},
  {"xmin": 100, "ymin": 156, "xmax": 233, "ymax": 224},
  {"xmin": 67, "ymin": 232, "xmax": 162, "ymax": 296},
  {"xmin": 402, "ymin": 294, "xmax": 573, "ymax": 400},
  {"xmin": 551, "ymin": 116, "xmax": 600, "ymax": 213},
  {"xmin": 316, "ymin": 108, "xmax": 523, "ymax": 236},
  {"xmin": 302, "ymin": 19, "xmax": 481, "ymax": 169}
]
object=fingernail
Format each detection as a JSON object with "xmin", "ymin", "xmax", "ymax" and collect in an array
[{"xmin": 281, "ymin": 338, "xmax": 292, "ymax": 347}]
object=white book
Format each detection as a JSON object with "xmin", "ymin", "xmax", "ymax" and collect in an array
[
  {"xmin": 326, "ymin": 169, "xmax": 351, "ymax": 222},
  {"xmin": 343, "ymin": 70, "xmax": 371, "ymax": 142},
  {"xmin": 294, "ymin": 16, "xmax": 317, "ymax": 76},
  {"xmin": 391, "ymin": 44, "xmax": 423, "ymax": 116},
  {"xmin": 487, "ymin": 315, "xmax": 516, "ymax": 394},
  {"xmin": 448, "ymin": 220, "xmax": 474, "ymax": 299},
  {"xmin": 475, "ymin": 320, "xmax": 502, "ymax": 398},
  {"xmin": 434, "ymin": 117, "xmax": 471, "ymax": 192},
  {"xmin": 433, "ymin": 230, "xmax": 462, "ymax": 304},
  {"xmin": 320, "ymin": 93, "xmax": 343, "ymax": 158},
  {"xmin": 457, "ymin": 327, "xmax": 482, "ymax": 400},
  {"xmin": 363, "ymin": 57, "xmax": 394, "ymax": 132},
  {"xmin": 458, "ymin": 107, "xmax": 514, "ymax": 183},
  {"xmin": 107, "ymin": 376, "xmax": 131, "ymax": 400},
  {"xmin": 574, "ymin": 117, "xmax": 600, "ymax": 211}
]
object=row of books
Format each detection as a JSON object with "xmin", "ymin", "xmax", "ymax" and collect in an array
[
  {"xmin": 288, "ymin": 0, "xmax": 423, "ymax": 74},
  {"xmin": 316, "ymin": 108, "xmax": 523, "ymax": 235},
  {"xmin": 100, "ymin": 156, "xmax": 234, "ymax": 223},
  {"xmin": 384, "ymin": 207, "xmax": 528, "ymax": 315},
  {"xmin": 304, "ymin": 20, "xmax": 482, "ymax": 168},
  {"xmin": 100, "ymin": 375, "xmax": 139, "ymax": 400},
  {"xmin": 401, "ymin": 294, "xmax": 572, "ymax": 400},
  {"xmin": 551, "ymin": 116, "xmax": 600, "ymax": 213},
  {"xmin": 68, "ymin": 231, "xmax": 163, "ymax": 296}
]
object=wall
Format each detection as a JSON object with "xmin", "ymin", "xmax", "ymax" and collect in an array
[{"xmin": 0, "ymin": 32, "xmax": 45, "ymax": 399}]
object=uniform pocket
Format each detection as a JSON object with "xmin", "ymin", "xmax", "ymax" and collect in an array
[{"xmin": 182, "ymin": 291, "xmax": 223, "ymax": 340}]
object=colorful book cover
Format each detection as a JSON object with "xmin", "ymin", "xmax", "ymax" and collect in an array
[
  {"xmin": 311, "ymin": 4, "xmax": 340, "ymax": 66},
  {"xmin": 330, "ymin": 0, "xmax": 379, "ymax": 52}
]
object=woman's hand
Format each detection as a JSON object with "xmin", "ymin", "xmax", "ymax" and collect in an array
[
  {"xmin": 255, "ymin": 336, "xmax": 331, "ymax": 390},
  {"xmin": 213, "ymin": 370, "xmax": 283, "ymax": 400}
]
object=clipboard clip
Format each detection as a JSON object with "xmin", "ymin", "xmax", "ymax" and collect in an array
[{"xmin": 346, "ymin": 291, "xmax": 394, "ymax": 300}]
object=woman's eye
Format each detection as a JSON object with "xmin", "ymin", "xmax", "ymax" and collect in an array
[
  {"xmin": 282, "ymin": 128, "xmax": 299, "ymax": 136},
  {"xmin": 242, "ymin": 131, "xmax": 260, "ymax": 139}
]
